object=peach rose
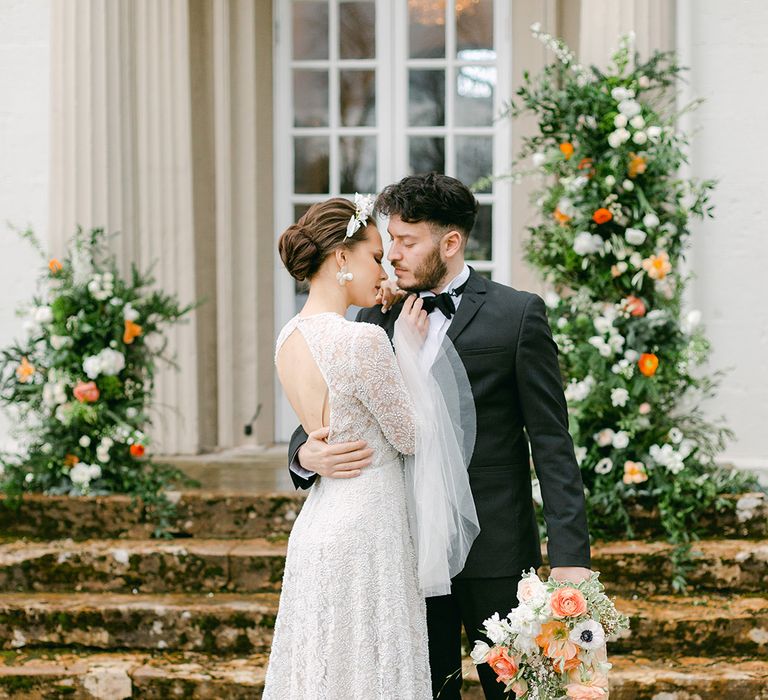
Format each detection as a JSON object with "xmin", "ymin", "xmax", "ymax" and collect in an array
[
  {"xmin": 638, "ymin": 353, "xmax": 659, "ymax": 377},
  {"xmin": 486, "ymin": 646, "xmax": 518, "ymax": 683},
  {"xmin": 73, "ymin": 380, "xmax": 100, "ymax": 403},
  {"xmin": 550, "ymin": 587, "xmax": 588, "ymax": 618},
  {"xmin": 625, "ymin": 295, "xmax": 646, "ymax": 317},
  {"xmin": 565, "ymin": 683, "xmax": 608, "ymax": 700}
]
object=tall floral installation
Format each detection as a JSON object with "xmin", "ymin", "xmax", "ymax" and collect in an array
[
  {"xmin": 494, "ymin": 27, "xmax": 759, "ymax": 575},
  {"xmin": 0, "ymin": 228, "xmax": 196, "ymax": 534}
]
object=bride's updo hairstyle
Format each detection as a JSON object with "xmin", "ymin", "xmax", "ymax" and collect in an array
[{"xmin": 279, "ymin": 198, "xmax": 368, "ymax": 282}]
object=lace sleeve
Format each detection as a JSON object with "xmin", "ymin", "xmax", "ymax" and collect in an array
[{"xmin": 352, "ymin": 324, "xmax": 416, "ymax": 455}]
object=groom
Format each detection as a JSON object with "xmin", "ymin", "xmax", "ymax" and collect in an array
[{"xmin": 288, "ymin": 173, "xmax": 591, "ymax": 699}]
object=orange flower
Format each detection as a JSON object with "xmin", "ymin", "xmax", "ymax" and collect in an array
[
  {"xmin": 623, "ymin": 460, "xmax": 648, "ymax": 485},
  {"xmin": 554, "ymin": 208, "xmax": 572, "ymax": 225},
  {"xmin": 624, "ymin": 295, "xmax": 646, "ymax": 317},
  {"xmin": 123, "ymin": 320, "xmax": 143, "ymax": 344},
  {"xmin": 64, "ymin": 454, "xmax": 80, "ymax": 467},
  {"xmin": 48, "ymin": 258, "xmax": 63, "ymax": 274},
  {"xmin": 16, "ymin": 356, "xmax": 35, "ymax": 383},
  {"xmin": 550, "ymin": 587, "xmax": 588, "ymax": 618},
  {"xmin": 565, "ymin": 679, "xmax": 609, "ymax": 699},
  {"xmin": 560, "ymin": 142, "xmax": 575, "ymax": 160},
  {"xmin": 592, "ymin": 208, "xmax": 612, "ymax": 225},
  {"xmin": 73, "ymin": 380, "xmax": 100, "ymax": 403},
  {"xmin": 642, "ymin": 251, "xmax": 672, "ymax": 280},
  {"xmin": 129, "ymin": 443, "xmax": 146, "ymax": 458},
  {"xmin": 638, "ymin": 352, "xmax": 659, "ymax": 377},
  {"xmin": 536, "ymin": 621, "xmax": 580, "ymax": 671},
  {"xmin": 628, "ymin": 152, "xmax": 647, "ymax": 179},
  {"xmin": 577, "ymin": 157, "xmax": 595, "ymax": 178},
  {"xmin": 486, "ymin": 646, "xmax": 518, "ymax": 683}
]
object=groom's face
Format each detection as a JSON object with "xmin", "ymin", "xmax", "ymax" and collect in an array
[{"xmin": 387, "ymin": 215, "xmax": 448, "ymax": 292}]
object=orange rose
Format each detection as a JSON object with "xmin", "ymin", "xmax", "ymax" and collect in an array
[
  {"xmin": 554, "ymin": 208, "xmax": 572, "ymax": 225},
  {"xmin": 73, "ymin": 380, "xmax": 100, "ymax": 403},
  {"xmin": 625, "ymin": 295, "xmax": 646, "ymax": 317},
  {"xmin": 628, "ymin": 152, "xmax": 647, "ymax": 179},
  {"xmin": 16, "ymin": 356, "xmax": 35, "ymax": 383},
  {"xmin": 638, "ymin": 353, "xmax": 659, "ymax": 377},
  {"xmin": 486, "ymin": 646, "xmax": 518, "ymax": 683},
  {"xmin": 123, "ymin": 320, "xmax": 143, "ymax": 344},
  {"xmin": 64, "ymin": 454, "xmax": 80, "ymax": 467},
  {"xmin": 592, "ymin": 208, "xmax": 612, "ymax": 224},
  {"xmin": 550, "ymin": 587, "xmax": 588, "ymax": 618},
  {"xmin": 560, "ymin": 142, "xmax": 575, "ymax": 160},
  {"xmin": 129, "ymin": 443, "xmax": 146, "ymax": 458},
  {"xmin": 48, "ymin": 258, "xmax": 63, "ymax": 274}
]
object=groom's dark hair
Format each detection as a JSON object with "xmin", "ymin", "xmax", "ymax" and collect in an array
[{"xmin": 375, "ymin": 172, "xmax": 479, "ymax": 241}]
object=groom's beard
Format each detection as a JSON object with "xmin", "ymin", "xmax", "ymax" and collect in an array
[{"xmin": 398, "ymin": 245, "xmax": 448, "ymax": 293}]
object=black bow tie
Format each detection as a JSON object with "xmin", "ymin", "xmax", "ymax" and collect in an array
[{"xmin": 420, "ymin": 280, "xmax": 468, "ymax": 319}]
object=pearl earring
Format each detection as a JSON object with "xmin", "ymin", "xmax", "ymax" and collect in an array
[{"xmin": 336, "ymin": 266, "xmax": 354, "ymax": 286}]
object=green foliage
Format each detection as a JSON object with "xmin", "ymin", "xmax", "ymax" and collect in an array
[
  {"xmin": 0, "ymin": 227, "xmax": 198, "ymax": 535},
  {"xmin": 501, "ymin": 30, "xmax": 759, "ymax": 547}
]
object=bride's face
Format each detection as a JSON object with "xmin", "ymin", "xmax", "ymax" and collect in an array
[{"xmin": 344, "ymin": 225, "xmax": 388, "ymax": 307}]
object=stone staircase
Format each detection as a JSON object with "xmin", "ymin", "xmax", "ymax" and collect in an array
[{"xmin": 0, "ymin": 488, "xmax": 766, "ymax": 698}]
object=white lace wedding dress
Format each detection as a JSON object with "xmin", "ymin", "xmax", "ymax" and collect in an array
[{"xmin": 263, "ymin": 312, "xmax": 432, "ymax": 700}]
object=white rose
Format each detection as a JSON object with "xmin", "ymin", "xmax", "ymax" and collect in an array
[
  {"xmin": 622, "ymin": 179, "xmax": 635, "ymax": 191},
  {"xmin": 624, "ymin": 349, "xmax": 640, "ymax": 362},
  {"xmin": 79, "ymin": 435, "xmax": 91, "ymax": 448},
  {"xmin": 483, "ymin": 613, "xmax": 510, "ymax": 645},
  {"xmin": 123, "ymin": 304, "xmax": 140, "ymax": 322},
  {"xmin": 595, "ymin": 457, "xmax": 613, "ymax": 474},
  {"xmin": 632, "ymin": 130, "xmax": 648, "ymax": 145},
  {"xmin": 83, "ymin": 356, "xmax": 102, "ymax": 380},
  {"xmin": 595, "ymin": 428, "xmax": 615, "ymax": 447},
  {"xmin": 87, "ymin": 280, "xmax": 101, "ymax": 295},
  {"xmin": 593, "ymin": 316, "xmax": 612, "ymax": 335},
  {"xmin": 612, "ymin": 431, "xmax": 630, "ymax": 449},
  {"xmin": 98, "ymin": 349, "xmax": 126, "ymax": 376},
  {"xmin": 517, "ymin": 575, "xmax": 548, "ymax": 605},
  {"xmin": 638, "ymin": 75, "xmax": 650, "ymax": 88},
  {"xmin": 573, "ymin": 232, "xmax": 603, "ymax": 256},
  {"xmin": 643, "ymin": 213, "xmax": 660, "ymax": 228},
  {"xmin": 50, "ymin": 335, "xmax": 70, "ymax": 350},
  {"xmin": 608, "ymin": 131, "xmax": 623, "ymax": 149},
  {"xmin": 532, "ymin": 152, "xmax": 546, "ymax": 167},
  {"xmin": 613, "ymin": 114, "xmax": 628, "ymax": 128},
  {"xmin": 69, "ymin": 463, "xmax": 92, "ymax": 485},
  {"xmin": 625, "ymin": 227, "xmax": 647, "ymax": 245},
  {"xmin": 616, "ymin": 128, "xmax": 631, "ymax": 143},
  {"xmin": 470, "ymin": 641, "xmax": 490, "ymax": 664},
  {"xmin": 630, "ymin": 115, "xmax": 645, "ymax": 129},
  {"xmin": 618, "ymin": 99, "xmax": 641, "ymax": 117},
  {"xmin": 647, "ymin": 125, "xmax": 662, "ymax": 140},
  {"xmin": 87, "ymin": 464, "xmax": 102, "ymax": 480},
  {"xmin": 611, "ymin": 87, "xmax": 630, "ymax": 102},
  {"xmin": 34, "ymin": 306, "xmax": 53, "ymax": 324},
  {"xmin": 611, "ymin": 388, "xmax": 630, "ymax": 407},
  {"xmin": 605, "ymin": 175, "xmax": 616, "ymax": 187}
]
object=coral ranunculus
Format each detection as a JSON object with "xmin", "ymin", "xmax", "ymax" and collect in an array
[
  {"xmin": 560, "ymin": 142, "xmax": 575, "ymax": 160},
  {"xmin": 486, "ymin": 646, "xmax": 519, "ymax": 683},
  {"xmin": 130, "ymin": 443, "xmax": 146, "ymax": 458},
  {"xmin": 592, "ymin": 208, "xmax": 612, "ymax": 224},
  {"xmin": 550, "ymin": 587, "xmax": 588, "ymax": 618},
  {"xmin": 625, "ymin": 295, "xmax": 647, "ymax": 317},
  {"xmin": 48, "ymin": 258, "xmax": 63, "ymax": 273},
  {"xmin": 123, "ymin": 320, "xmax": 143, "ymax": 344},
  {"xmin": 638, "ymin": 353, "xmax": 659, "ymax": 377},
  {"xmin": 16, "ymin": 356, "xmax": 35, "ymax": 383},
  {"xmin": 73, "ymin": 380, "xmax": 100, "ymax": 403},
  {"xmin": 628, "ymin": 152, "xmax": 647, "ymax": 178}
]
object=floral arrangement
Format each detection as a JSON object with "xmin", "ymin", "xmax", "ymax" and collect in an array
[
  {"xmin": 471, "ymin": 570, "xmax": 628, "ymax": 699},
  {"xmin": 0, "ymin": 228, "xmax": 196, "ymax": 533},
  {"xmin": 489, "ymin": 26, "xmax": 759, "ymax": 562}
]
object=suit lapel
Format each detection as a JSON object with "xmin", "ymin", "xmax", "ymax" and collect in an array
[{"xmin": 447, "ymin": 268, "xmax": 487, "ymax": 342}]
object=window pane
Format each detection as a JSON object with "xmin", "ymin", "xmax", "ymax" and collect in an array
[
  {"xmin": 409, "ymin": 136, "xmax": 444, "ymax": 174},
  {"xmin": 339, "ymin": 2, "xmax": 376, "ymax": 59},
  {"xmin": 293, "ymin": 2, "xmax": 329, "ymax": 60},
  {"xmin": 293, "ymin": 70, "xmax": 329, "ymax": 127},
  {"xmin": 456, "ymin": 136, "xmax": 492, "ymax": 193},
  {"xmin": 294, "ymin": 137, "xmax": 330, "ymax": 193},
  {"xmin": 456, "ymin": 0, "xmax": 494, "ymax": 57},
  {"xmin": 409, "ymin": 69, "xmax": 445, "ymax": 127},
  {"xmin": 408, "ymin": 0, "xmax": 446, "ymax": 58},
  {"xmin": 340, "ymin": 136, "xmax": 377, "ymax": 193},
  {"xmin": 466, "ymin": 203, "xmax": 492, "ymax": 260},
  {"xmin": 340, "ymin": 70, "xmax": 376, "ymax": 127},
  {"xmin": 455, "ymin": 65, "xmax": 495, "ymax": 126}
]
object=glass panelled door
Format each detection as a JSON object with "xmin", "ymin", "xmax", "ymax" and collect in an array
[{"xmin": 275, "ymin": 0, "xmax": 511, "ymax": 440}]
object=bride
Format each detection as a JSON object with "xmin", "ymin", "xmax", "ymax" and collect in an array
[{"xmin": 264, "ymin": 196, "xmax": 479, "ymax": 699}]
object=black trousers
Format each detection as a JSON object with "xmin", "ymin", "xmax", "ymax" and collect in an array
[{"xmin": 427, "ymin": 576, "xmax": 521, "ymax": 700}]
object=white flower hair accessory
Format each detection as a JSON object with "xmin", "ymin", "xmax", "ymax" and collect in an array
[{"xmin": 345, "ymin": 193, "xmax": 376, "ymax": 238}]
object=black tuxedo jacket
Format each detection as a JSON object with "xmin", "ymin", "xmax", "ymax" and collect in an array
[{"xmin": 288, "ymin": 269, "xmax": 591, "ymax": 578}]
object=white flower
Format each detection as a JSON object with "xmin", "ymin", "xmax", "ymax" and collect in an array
[
  {"xmin": 604, "ymin": 175, "xmax": 616, "ymax": 187},
  {"xmin": 622, "ymin": 179, "xmax": 635, "ymax": 191},
  {"xmin": 629, "ymin": 252, "xmax": 643, "ymax": 269},
  {"xmin": 595, "ymin": 457, "xmax": 613, "ymax": 474},
  {"xmin": 593, "ymin": 316, "xmax": 612, "ymax": 335},
  {"xmin": 79, "ymin": 435, "xmax": 91, "ymax": 448},
  {"xmin": 608, "ymin": 131, "xmax": 623, "ymax": 149},
  {"xmin": 630, "ymin": 115, "xmax": 645, "ymax": 129},
  {"xmin": 22, "ymin": 320, "xmax": 40, "ymax": 337},
  {"xmin": 632, "ymin": 130, "xmax": 648, "ymax": 145},
  {"xmin": 83, "ymin": 356, "xmax": 102, "ymax": 380},
  {"xmin": 650, "ymin": 443, "xmax": 685, "ymax": 474},
  {"xmin": 565, "ymin": 376, "xmax": 595, "ymax": 403},
  {"xmin": 612, "ymin": 431, "xmax": 630, "ymax": 449},
  {"xmin": 611, "ymin": 388, "xmax": 630, "ymax": 407},
  {"xmin": 638, "ymin": 75, "xmax": 651, "ymax": 89},
  {"xmin": 101, "ymin": 437, "xmax": 114, "ymax": 448},
  {"xmin": 624, "ymin": 349, "xmax": 640, "ymax": 363},
  {"xmin": 574, "ymin": 446, "xmax": 587, "ymax": 465},
  {"xmin": 595, "ymin": 428, "xmax": 615, "ymax": 447},
  {"xmin": 530, "ymin": 21, "xmax": 542, "ymax": 33},
  {"xmin": 126, "ymin": 407, "xmax": 138, "ymax": 419},
  {"xmin": 87, "ymin": 279, "xmax": 101, "ymax": 295},
  {"xmin": 669, "ymin": 427, "xmax": 683, "ymax": 444},
  {"xmin": 573, "ymin": 232, "xmax": 603, "ymax": 256},
  {"xmin": 570, "ymin": 620, "xmax": 606, "ymax": 650},
  {"xmin": 557, "ymin": 197, "xmax": 576, "ymax": 218},
  {"xmin": 647, "ymin": 125, "xmax": 662, "ymax": 140},
  {"xmin": 683, "ymin": 310, "xmax": 702, "ymax": 333},
  {"xmin": 483, "ymin": 613, "xmax": 510, "ymax": 645},
  {"xmin": 50, "ymin": 335, "xmax": 71, "ymax": 350},
  {"xmin": 33, "ymin": 306, "xmax": 53, "ymax": 324},
  {"xmin": 643, "ymin": 213, "xmax": 660, "ymax": 228},
  {"xmin": 618, "ymin": 99, "xmax": 642, "ymax": 118},
  {"xmin": 613, "ymin": 114, "xmax": 628, "ymax": 128},
  {"xmin": 123, "ymin": 304, "xmax": 140, "ymax": 322},
  {"xmin": 532, "ymin": 152, "xmax": 546, "ymax": 167},
  {"xmin": 625, "ymin": 228, "xmax": 647, "ymax": 245},
  {"xmin": 679, "ymin": 439, "xmax": 696, "ymax": 460},
  {"xmin": 608, "ymin": 333, "xmax": 625, "ymax": 352},
  {"xmin": 70, "ymin": 463, "xmax": 93, "ymax": 486},
  {"xmin": 611, "ymin": 87, "xmax": 631, "ymax": 102},
  {"xmin": 83, "ymin": 349, "xmax": 126, "ymax": 379},
  {"xmin": 508, "ymin": 605, "xmax": 543, "ymax": 652},
  {"xmin": 516, "ymin": 574, "xmax": 548, "ymax": 605},
  {"xmin": 470, "ymin": 641, "xmax": 490, "ymax": 664}
]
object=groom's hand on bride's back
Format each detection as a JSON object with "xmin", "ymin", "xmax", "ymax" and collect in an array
[{"xmin": 298, "ymin": 427, "xmax": 374, "ymax": 479}]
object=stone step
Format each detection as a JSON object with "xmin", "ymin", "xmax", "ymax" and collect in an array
[
  {"xmin": 0, "ymin": 538, "xmax": 286, "ymax": 595},
  {"xmin": 2, "ymin": 490, "xmax": 764, "ymax": 541},
  {"xmin": 0, "ymin": 592, "xmax": 278, "ymax": 655},
  {"xmin": 1, "ymin": 650, "xmax": 767, "ymax": 700},
  {"xmin": 2, "ymin": 537, "xmax": 765, "ymax": 596}
]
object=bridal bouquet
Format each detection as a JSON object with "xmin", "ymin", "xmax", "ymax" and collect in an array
[{"xmin": 471, "ymin": 570, "xmax": 628, "ymax": 699}]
